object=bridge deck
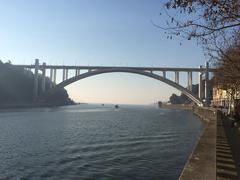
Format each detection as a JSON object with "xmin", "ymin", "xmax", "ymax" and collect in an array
[{"xmin": 14, "ymin": 65, "xmax": 216, "ymax": 72}]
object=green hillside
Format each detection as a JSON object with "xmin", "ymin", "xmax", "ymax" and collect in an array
[{"xmin": 0, "ymin": 61, "xmax": 74, "ymax": 106}]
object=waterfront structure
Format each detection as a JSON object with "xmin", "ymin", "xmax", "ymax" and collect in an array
[
  {"xmin": 212, "ymin": 87, "xmax": 228, "ymax": 107},
  {"xmin": 14, "ymin": 60, "xmax": 215, "ymax": 106},
  {"xmin": 212, "ymin": 86, "xmax": 240, "ymax": 111}
]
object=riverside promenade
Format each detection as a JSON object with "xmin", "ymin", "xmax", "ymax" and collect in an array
[
  {"xmin": 217, "ymin": 115, "xmax": 240, "ymax": 179},
  {"xmin": 179, "ymin": 106, "xmax": 240, "ymax": 179}
]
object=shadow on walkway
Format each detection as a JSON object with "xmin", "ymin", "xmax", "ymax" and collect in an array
[{"xmin": 217, "ymin": 114, "xmax": 240, "ymax": 179}]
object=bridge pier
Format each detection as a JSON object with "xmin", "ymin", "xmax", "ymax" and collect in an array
[
  {"xmin": 205, "ymin": 62, "xmax": 210, "ymax": 106},
  {"xmin": 75, "ymin": 69, "xmax": 80, "ymax": 76},
  {"xmin": 62, "ymin": 69, "xmax": 66, "ymax": 81},
  {"xmin": 53, "ymin": 69, "xmax": 56, "ymax": 83},
  {"xmin": 162, "ymin": 71, "xmax": 166, "ymax": 78},
  {"xmin": 175, "ymin": 71, "xmax": 179, "ymax": 84},
  {"xmin": 199, "ymin": 66, "xmax": 204, "ymax": 101},
  {"xmin": 188, "ymin": 71, "xmax": 192, "ymax": 91},
  {"xmin": 50, "ymin": 68, "xmax": 54, "ymax": 88},
  {"xmin": 50, "ymin": 68, "xmax": 53, "ymax": 81},
  {"xmin": 41, "ymin": 62, "xmax": 46, "ymax": 93},
  {"xmin": 65, "ymin": 69, "xmax": 68, "ymax": 79},
  {"xmin": 33, "ymin": 59, "xmax": 39, "ymax": 101},
  {"xmin": 62, "ymin": 69, "xmax": 68, "ymax": 80},
  {"xmin": 75, "ymin": 69, "xmax": 78, "ymax": 76}
]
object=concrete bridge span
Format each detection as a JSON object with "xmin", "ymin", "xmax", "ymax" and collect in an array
[
  {"xmin": 54, "ymin": 68, "xmax": 203, "ymax": 106},
  {"xmin": 14, "ymin": 59, "xmax": 215, "ymax": 106}
]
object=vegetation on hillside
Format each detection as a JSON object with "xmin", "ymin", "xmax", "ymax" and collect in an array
[{"xmin": 0, "ymin": 61, "xmax": 74, "ymax": 106}]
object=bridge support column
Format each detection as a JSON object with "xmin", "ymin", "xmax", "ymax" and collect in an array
[
  {"xmin": 162, "ymin": 71, "xmax": 166, "ymax": 78},
  {"xmin": 65, "ymin": 69, "xmax": 68, "ymax": 79},
  {"xmin": 62, "ymin": 69, "xmax": 66, "ymax": 81},
  {"xmin": 199, "ymin": 66, "xmax": 204, "ymax": 101},
  {"xmin": 75, "ymin": 69, "xmax": 80, "ymax": 76},
  {"xmin": 33, "ymin": 59, "xmax": 39, "ymax": 101},
  {"xmin": 50, "ymin": 69, "xmax": 53, "ymax": 81},
  {"xmin": 205, "ymin": 62, "xmax": 210, "ymax": 106},
  {"xmin": 41, "ymin": 62, "xmax": 46, "ymax": 93},
  {"xmin": 188, "ymin": 71, "xmax": 192, "ymax": 91},
  {"xmin": 175, "ymin": 71, "xmax": 179, "ymax": 84},
  {"xmin": 50, "ymin": 68, "xmax": 54, "ymax": 88},
  {"xmin": 53, "ymin": 69, "xmax": 56, "ymax": 84}
]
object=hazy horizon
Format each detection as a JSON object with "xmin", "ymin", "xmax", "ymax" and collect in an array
[{"xmin": 0, "ymin": 0, "xmax": 205, "ymax": 104}]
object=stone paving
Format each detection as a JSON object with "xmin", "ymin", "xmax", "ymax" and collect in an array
[
  {"xmin": 179, "ymin": 110, "xmax": 217, "ymax": 180},
  {"xmin": 217, "ymin": 114, "xmax": 240, "ymax": 179},
  {"xmin": 179, "ymin": 108, "xmax": 240, "ymax": 180}
]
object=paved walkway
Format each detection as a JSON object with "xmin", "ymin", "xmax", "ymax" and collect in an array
[{"xmin": 217, "ymin": 114, "xmax": 240, "ymax": 179}]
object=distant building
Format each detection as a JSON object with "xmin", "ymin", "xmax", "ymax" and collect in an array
[
  {"xmin": 211, "ymin": 87, "xmax": 228, "ymax": 107},
  {"xmin": 211, "ymin": 86, "xmax": 240, "ymax": 114}
]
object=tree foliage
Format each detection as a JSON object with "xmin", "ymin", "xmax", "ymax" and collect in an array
[
  {"xmin": 0, "ymin": 61, "xmax": 74, "ymax": 106},
  {"xmin": 214, "ymin": 39, "xmax": 240, "ymax": 102},
  {"xmin": 157, "ymin": 0, "xmax": 240, "ymax": 42}
]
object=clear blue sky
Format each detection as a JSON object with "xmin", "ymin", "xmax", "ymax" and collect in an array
[{"xmin": 0, "ymin": 0, "xmax": 206, "ymax": 104}]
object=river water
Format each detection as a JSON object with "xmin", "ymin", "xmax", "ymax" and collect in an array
[{"xmin": 0, "ymin": 104, "xmax": 204, "ymax": 179}]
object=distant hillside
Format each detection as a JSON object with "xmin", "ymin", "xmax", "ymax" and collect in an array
[{"xmin": 0, "ymin": 61, "xmax": 74, "ymax": 106}]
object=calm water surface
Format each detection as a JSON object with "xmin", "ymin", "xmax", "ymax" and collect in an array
[{"xmin": 0, "ymin": 104, "xmax": 204, "ymax": 179}]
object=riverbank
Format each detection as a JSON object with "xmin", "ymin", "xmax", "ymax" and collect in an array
[
  {"xmin": 0, "ymin": 101, "xmax": 76, "ymax": 109},
  {"xmin": 179, "ymin": 106, "xmax": 240, "ymax": 179},
  {"xmin": 160, "ymin": 104, "xmax": 193, "ymax": 110},
  {"xmin": 179, "ymin": 107, "xmax": 218, "ymax": 179}
]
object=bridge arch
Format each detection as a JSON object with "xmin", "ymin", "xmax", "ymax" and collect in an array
[{"xmin": 50, "ymin": 68, "xmax": 203, "ymax": 106}]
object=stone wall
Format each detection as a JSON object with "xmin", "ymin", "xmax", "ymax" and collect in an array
[
  {"xmin": 161, "ymin": 104, "xmax": 193, "ymax": 110},
  {"xmin": 179, "ymin": 106, "xmax": 221, "ymax": 179},
  {"xmin": 193, "ymin": 106, "xmax": 219, "ymax": 122}
]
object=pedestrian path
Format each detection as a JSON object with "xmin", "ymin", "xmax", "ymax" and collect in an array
[{"xmin": 217, "ymin": 115, "xmax": 239, "ymax": 179}]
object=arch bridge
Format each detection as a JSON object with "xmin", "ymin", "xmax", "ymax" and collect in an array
[{"xmin": 15, "ymin": 59, "xmax": 216, "ymax": 106}]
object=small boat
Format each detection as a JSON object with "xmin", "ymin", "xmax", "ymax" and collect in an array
[{"xmin": 115, "ymin": 105, "xmax": 119, "ymax": 108}]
